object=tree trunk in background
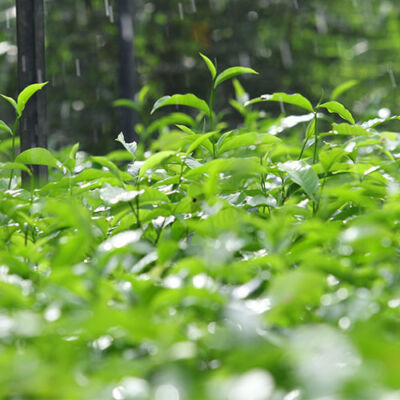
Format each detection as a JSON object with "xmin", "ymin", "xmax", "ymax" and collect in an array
[
  {"xmin": 116, "ymin": 0, "xmax": 138, "ymax": 143},
  {"xmin": 16, "ymin": 0, "xmax": 47, "ymax": 185}
]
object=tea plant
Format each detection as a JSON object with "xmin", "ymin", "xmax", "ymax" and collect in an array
[{"xmin": 1, "ymin": 57, "xmax": 400, "ymax": 399}]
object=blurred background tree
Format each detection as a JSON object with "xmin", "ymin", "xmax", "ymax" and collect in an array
[{"xmin": 0, "ymin": 0, "xmax": 399, "ymax": 153}]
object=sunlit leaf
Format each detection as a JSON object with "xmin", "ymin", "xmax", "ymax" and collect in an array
[
  {"xmin": 0, "ymin": 94, "xmax": 17, "ymax": 113},
  {"xmin": 16, "ymin": 82, "xmax": 48, "ymax": 117},
  {"xmin": 147, "ymin": 113, "xmax": 195, "ymax": 135},
  {"xmin": 0, "ymin": 120, "xmax": 12, "ymax": 136},
  {"xmin": 319, "ymin": 148, "xmax": 346, "ymax": 173},
  {"xmin": 186, "ymin": 131, "xmax": 216, "ymax": 155},
  {"xmin": 15, "ymin": 147, "xmax": 60, "ymax": 168},
  {"xmin": 331, "ymin": 123, "xmax": 370, "ymax": 136},
  {"xmin": 116, "ymin": 132, "xmax": 137, "ymax": 159},
  {"xmin": 139, "ymin": 151, "xmax": 175, "ymax": 178},
  {"xmin": 331, "ymin": 80, "xmax": 358, "ymax": 100},
  {"xmin": 176, "ymin": 124, "xmax": 197, "ymax": 135},
  {"xmin": 246, "ymin": 92, "xmax": 314, "ymax": 112},
  {"xmin": 0, "ymin": 162, "xmax": 32, "ymax": 175},
  {"xmin": 91, "ymin": 156, "xmax": 123, "ymax": 181},
  {"xmin": 200, "ymin": 53, "xmax": 216, "ymax": 80},
  {"xmin": 151, "ymin": 94, "xmax": 210, "ymax": 115},
  {"xmin": 318, "ymin": 101, "xmax": 355, "ymax": 124},
  {"xmin": 100, "ymin": 184, "xmax": 142, "ymax": 205},
  {"xmin": 214, "ymin": 66, "xmax": 258, "ymax": 88},
  {"xmin": 218, "ymin": 132, "xmax": 280, "ymax": 154},
  {"xmin": 278, "ymin": 160, "xmax": 319, "ymax": 200}
]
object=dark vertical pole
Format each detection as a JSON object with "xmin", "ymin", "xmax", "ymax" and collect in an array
[
  {"xmin": 16, "ymin": 0, "xmax": 47, "ymax": 185},
  {"xmin": 116, "ymin": 0, "xmax": 138, "ymax": 143}
]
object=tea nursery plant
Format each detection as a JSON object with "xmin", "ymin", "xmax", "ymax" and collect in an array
[{"xmin": 1, "ymin": 55, "xmax": 400, "ymax": 399}]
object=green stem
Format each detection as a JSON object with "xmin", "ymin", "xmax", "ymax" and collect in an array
[
  {"xmin": 154, "ymin": 218, "xmax": 167, "ymax": 245},
  {"xmin": 312, "ymin": 112, "xmax": 319, "ymax": 164},
  {"xmin": 209, "ymin": 85, "xmax": 215, "ymax": 131},
  {"xmin": 178, "ymin": 155, "xmax": 185, "ymax": 186},
  {"xmin": 298, "ymin": 138, "xmax": 307, "ymax": 160},
  {"xmin": 315, "ymin": 173, "xmax": 328, "ymax": 215},
  {"xmin": 135, "ymin": 180, "xmax": 141, "ymax": 228},
  {"xmin": 8, "ymin": 119, "xmax": 19, "ymax": 189},
  {"xmin": 208, "ymin": 82, "xmax": 216, "ymax": 157},
  {"xmin": 280, "ymin": 175, "xmax": 286, "ymax": 205}
]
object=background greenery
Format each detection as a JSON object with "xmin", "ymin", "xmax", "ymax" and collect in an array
[{"xmin": 1, "ymin": 0, "xmax": 400, "ymax": 151}]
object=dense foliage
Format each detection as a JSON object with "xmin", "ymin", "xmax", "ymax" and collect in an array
[{"xmin": 1, "ymin": 55, "xmax": 400, "ymax": 398}]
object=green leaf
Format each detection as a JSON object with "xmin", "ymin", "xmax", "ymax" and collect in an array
[
  {"xmin": 116, "ymin": 132, "xmax": 137, "ymax": 159},
  {"xmin": 112, "ymin": 99, "xmax": 141, "ymax": 111},
  {"xmin": 176, "ymin": 124, "xmax": 197, "ymax": 135},
  {"xmin": 318, "ymin": 101, "xmax": 355, "ymax": 124},
  {"xmin": 0, "ymin": 94, "xmax": 17, "ymax": 113},
  {"xmin": 0, "ymin": 120, "xmax": 12, "ymax": 136},
  {"xmin": 147, "ymin": 113, "xmax": 194, "ymax": 135},
  {"xmin": 138, "ymin": 85, "xmax": 151, "ymax": 104},
  {"xmin": 91, "ymin": 156, "xmax": 123, "ymax": 181},
  {"xmin": 331, "ymin": 80, "xmax": 358, "ymax": 100},
  {"xmin": 151, "ymin": 94, "xmax": 210, "ymax": 115},
  {"xmin": 16, "ymin": 82, "xmax": 48, "ymax": 117},
  {"xmin": 63, "ymin": 143, "xmax": 80, "ymax": 172},
  {"xmin": 186, "ymin": 132, "xmax": 216, "ymax": 155},
  {"xmin": 100, "ymin": 184, "xmax": 142, "ymax": 205},
  {"xmin": 69, "ymin": 143, "xmax": 80, "ymax": 159},
  {"xmin": 332, "ymin": 123, "xmax": 370, "ymax": 136},
  {"xmin": 199, "ymin": 53, "xmax": 216, "ymax": 80},
  {"xmin": 246, "ymin": 92, "xmax": 314, "ymax": 112},
  {"xmin": 218, "ymin": 132, "xmax": 280, "ymax": 154},
  {"xmin": 71, "ymin": 168, "xmax": 114, "ymax": 183},
  {"xmin": 319, "ymin": 148, "xmax": 346, "ymax": 173},
  {"xmin": 139, "ymin": 151, "xmax": 175, "ymax": 178},
  {"xmin": 305, "ymin": 118, "xmax": 316, "ymax": 139},
  {"xmin": 278, "ymin": 160, "xmax": 319, "ymax": 200},
  {"xmin": 185, "ymin": 157, "xmax": 262, "ymax": 178},
  {"xmin": 214, "ymin": 67, "xmax": 258, "ymax": 88},
  {"xmin": 15, "ymin": 147, "xmax": 60, "ymax": 168},
  {"xmin": 269, "ymin": 270, "xmax": 325, "ymax": 309},
  {"xmin": 140, "ymin": 188, "xmax": 170, "ymax": 205},
  {"xmin": 232, "ymin": 78, "xmax": 247, "ymax": 102},
  {"xmin": 0, "ymin": 162, "xmax": 32, "ymax": 175}
]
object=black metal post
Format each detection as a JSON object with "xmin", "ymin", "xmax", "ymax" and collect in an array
[
  {"xmin": 16, "ymin": 0, "xmax": 47, "ymax": 185},
  {"xmin": 116, "ymin": 0, "xmax": 138, "ymax": 143}
]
